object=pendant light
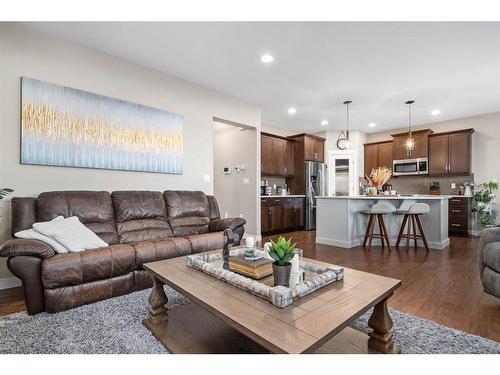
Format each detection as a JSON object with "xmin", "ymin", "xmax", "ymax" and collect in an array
[
  {"xmin": 405, "ymin": 100, "xmax": 415, "ymax": 157},
  {"xmin": 336, "ymin": 100, "xmax": 352, "ymax": 150}
]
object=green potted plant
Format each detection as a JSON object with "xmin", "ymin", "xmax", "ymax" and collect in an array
[
  {"xmin": 0, "ymin": 188, "xmax": 14, "ymax": 200},
  {"xmin": 0, "ymin": 188, "xmax": 14, "ymax": 223},
  {"xmin": 473, "ymin": 179, "xmax": 498, "ymax": 230},
  {"xmin": 267, "ymin": 236, "xmax": 296, "ymax": 287}
]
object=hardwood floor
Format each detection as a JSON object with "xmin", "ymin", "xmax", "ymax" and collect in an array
[
  {"xmin": 264, "ymin": 231, "xmax": 500, "ymax": 343},
  {"xmin": 1, "ymin": 231, "xmax": 499, "ymax": 343},
  {"xmin": 0, "ymin": 286, "xmax": 25, "ymax": 316}
]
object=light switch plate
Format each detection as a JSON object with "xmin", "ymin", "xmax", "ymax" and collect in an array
[
  {"xmin": 451, "ymin": 183, "xmax": 456, "ymax": 189},
  {"xmin": 203, "ymin": 174, "xmax": 211, "ymax": 183}
]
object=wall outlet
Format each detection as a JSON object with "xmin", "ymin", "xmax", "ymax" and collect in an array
[
  {"xmin": 451, "ymin": 183, "xmax": 456, "ymax": 189},
  {"xmin": 224, "ymin": 212, "xmax": 228, "ymax": 219},
  {"xmin": 243, "ymin": 178, "xmax": 249, "ymax": 185},
  {"xmin": 239, "ymin": 213, "xmax": 244, "ymax": 218}
]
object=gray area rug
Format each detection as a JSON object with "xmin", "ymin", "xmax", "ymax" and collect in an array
[{"xmin": 0, "ymin": 287, "xmax": 499, "ymax": 354}]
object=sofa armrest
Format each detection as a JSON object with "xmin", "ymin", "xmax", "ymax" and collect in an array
[
  {"xmin": 477, "ymin": 227, "xmax": 500, "ymax": 278},
  {"xmin": 0, "ymin": 239, "xmax": 55, "ymax": 259},
  {"xmin": 209, "ymin": 218, "xmax": 246, "ymax": 233}
]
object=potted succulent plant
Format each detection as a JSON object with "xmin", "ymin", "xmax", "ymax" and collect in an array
[{"xmin": 267, "ymin": 236, "xmax": 296, "ymax": 287}]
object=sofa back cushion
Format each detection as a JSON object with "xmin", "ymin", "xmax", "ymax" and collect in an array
[
  {"xmin": 11, "ymin": 197, "xmax": 38, "ymax": 236},
  {"xmin": 36, "ymin": 191, "xmax": 119, "ymax": 244},
  {"xmin": 207, "ymin": 195, "xmax": 221, "ymax": 220},
  {"xmin": 164, "ymin": 191, "xmax": 210, "ymax": 236},
  {"xmin": 112, "ymin": 191, "xmax": 173, "ymax": 243}
]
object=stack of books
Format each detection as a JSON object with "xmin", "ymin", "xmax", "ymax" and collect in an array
[{"xmin": 228, "ymin": 255, "xmax": 273, "ymax": 279}]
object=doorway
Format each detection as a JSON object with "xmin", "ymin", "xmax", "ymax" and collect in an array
[
  {"xmin": 212, "ymin": 118, "xmax": 258, "ymax": 237},
  {"xmin": 328, "ymin": 150, "xmax": 357, "ymax": 196}
]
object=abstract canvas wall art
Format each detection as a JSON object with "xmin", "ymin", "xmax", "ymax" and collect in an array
[{"xmin": 21, "ymin": 77, "xmax": 183, "ymax": 174}]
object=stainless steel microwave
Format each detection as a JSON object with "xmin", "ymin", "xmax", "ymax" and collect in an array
[{"xmin": 393, "ymin": 158, "xmax": 428, "ymax": 176}]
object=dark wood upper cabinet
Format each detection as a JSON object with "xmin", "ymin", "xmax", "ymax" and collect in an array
[
  {"xmin": 364, "ymin": 141, "xmax": 393, "ymax": 176},
  {"xmin": 429, "ymin": 129, "xmax": 473, "ymax": 176},
  {"xmin": 428, "ymin": 134, "xmax": 449, "ymax": 175},
  {"xmin": 392, "ymin": 135, "xmax": 407, "ymax": 161},
  {"xmin": 271, "ymin": 137, "xmax": 285, "ymax": 176},
  {"xmin": 449, "ymin": 132, "xmax": 471, "ymax": 174},
  {"xmin": 261, "ymin": 133, "xmax": 296, "ymax": 177},
  {"xmin": 304, "ymin": 137, "xmax": 324, "ymax": 162},
  {"xmin": 261, "ymin": 135, "xmax": 273, "ymax": 175},
  {"xmin": 364, "ymin": 143, "xmax": 379, "ymax": 176},
  {"xmin": 392, "ymin": 129, "xmax": 432, "ymax": 160},
  {"xmin": 313, "ymin": 138, "xmax": 325, "ymax": 162},
  {"xmin": 285, "ymin": 141, "xmax": 295, "ymax": 176},
  {"xmin": 378, "ymin": 142, "xmax": 394, "ymax": 170}
]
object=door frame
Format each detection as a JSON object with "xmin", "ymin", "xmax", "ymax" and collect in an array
[{"xmin": 328, "ymin": 150, "xmax": 358, "ymax": 196}]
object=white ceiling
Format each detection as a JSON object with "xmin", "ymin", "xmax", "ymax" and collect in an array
[{"xmin": 23, "ymin": 22, "xmax": 500, "ymax": 133}]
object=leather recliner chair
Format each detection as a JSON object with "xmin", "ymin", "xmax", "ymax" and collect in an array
[
  {"xmin": 0, "ymin": 190, "xmax": 246, "ymax": 314},
  {"xmin": 477, "ymin": 226, "xmax": 500, "ymax": 299}
]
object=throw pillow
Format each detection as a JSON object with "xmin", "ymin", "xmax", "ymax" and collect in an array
[
  {"xmin": 15, "ymin": 216, "xmax": 69, "ymax": 254},
  {"xmin": 33, "ymin": 216, "xmax": 108, "ymax": 252}
]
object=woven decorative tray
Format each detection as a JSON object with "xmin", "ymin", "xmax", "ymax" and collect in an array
[{"xmin": 186, "ymin": 249, "xmax": 344, "ymax": 308}]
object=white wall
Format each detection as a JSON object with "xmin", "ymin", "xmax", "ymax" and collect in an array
[
  {"xmin": 0, "ymin": 24, "xmax": 261, "ymax": 284},
  {"xmin": 261, "ymin": 123, "xmax": 297, "ymax": 137},
  {"xmin": 365, "ymin": 111, "xmax": 500, "ymax": 216},
  {"xmin": 315, "ymin": 129, "xmax": 367, "ymax": 179},
  {"xmin": 213, "ymin": 122, "xmax": 258, "ymax": 236}
]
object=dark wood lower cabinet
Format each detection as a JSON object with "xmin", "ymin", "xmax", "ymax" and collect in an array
[
  {"xmin": 261, "ymin": 197, "xmax": 305, "ymax": 235},
  {"xmin": 448, "ymin": 197, "xmax": 471, "ymax": 235}
]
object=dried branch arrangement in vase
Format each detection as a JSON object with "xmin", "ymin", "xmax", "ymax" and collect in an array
[{"xmin": 366, "ymin": 167, "xmax": 392, "ymax": 191}]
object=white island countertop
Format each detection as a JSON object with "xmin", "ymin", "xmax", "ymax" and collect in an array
[{"xmin": 316, "ymin": 195, "xmax": 455, "ymax": 200}]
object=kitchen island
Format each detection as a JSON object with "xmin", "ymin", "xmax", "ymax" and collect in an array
[{"xmin": 316, "ymin": 195, "xmax": 451, "ymax": 250}]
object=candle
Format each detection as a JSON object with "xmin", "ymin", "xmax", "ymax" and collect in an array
[{"xmin": 291, "ymin": 252, "xmax": 300, "ymax": 275}]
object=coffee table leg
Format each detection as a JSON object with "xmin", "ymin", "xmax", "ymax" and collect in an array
[
  {"xmin": 367, "ymin": 297, "xmax": 400, "ymax": 354},
  {"xmin": 147, "ymin": 275, "xmax": 169, "ymax": 324}
]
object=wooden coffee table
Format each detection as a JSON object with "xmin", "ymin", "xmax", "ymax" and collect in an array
[{"xmin": 143, "ymin": 252, "xmax": 401, "ymax": 354}]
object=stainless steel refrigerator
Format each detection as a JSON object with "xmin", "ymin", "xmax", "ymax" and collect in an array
[{"xmin": 305, "ymin": 161, "xmax": 328, "ymax": 230}]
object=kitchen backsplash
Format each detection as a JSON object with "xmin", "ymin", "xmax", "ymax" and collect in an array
[{"xmin": 361, "ymin": 175, "xmax": 475, "ymax": 195}]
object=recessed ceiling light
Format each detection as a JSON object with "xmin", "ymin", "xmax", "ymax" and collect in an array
[
  {"xmin": 288, "ymin": 107, "xmax": 297, "ymax": 115},
  {"xmin": 260, "ymin": 54, "xmax": 274, "ymax": 63},
  {"xmin": 431, "ymin": 109, "xmax": 441, "ymax": 116},
  {"xmin": 368, "ymin": 122, "xmax": 377, "ymax": 128},
  {"xmin": 321, "ymin": 120, "xmax": 328, "ymax": 126}
]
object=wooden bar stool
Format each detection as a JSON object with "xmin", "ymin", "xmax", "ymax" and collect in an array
[
  {"xmin": 395, "ymin": 203, "xmax": 430, "ymax": 251},
  {"xmin": 362, "ymin": 202, "xmax": 394, "ymax": 251}
]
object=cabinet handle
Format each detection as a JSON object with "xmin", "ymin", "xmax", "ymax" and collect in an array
[
  {"xmin": 451, "ymin": 209, "xmax": 461, "ymax": 213},
  {"xmin": 451, "ymin": 199, "xmax": 461, "ymax": 202},
  {"xmin": 451, "ymin": 223, "xmax": 461, "ymax": 227}
]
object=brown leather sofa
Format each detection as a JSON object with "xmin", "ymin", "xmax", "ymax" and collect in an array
[{"xmin": 0, "ymin": 190, "xmax": 246, "ymax": 315}]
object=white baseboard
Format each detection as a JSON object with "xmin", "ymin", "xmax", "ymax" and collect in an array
[
  {"xmin": 0, "ymin": 276, "xmax": 22, "ymax": 290},
  {"xmin": 316, "ymin": 236, "xmax": 360, "ymax": 248},
  {"xmin": 316, "ymin": 236, "xmax": 449, "ymax": 250}
]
